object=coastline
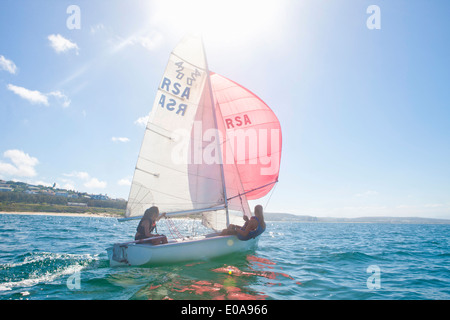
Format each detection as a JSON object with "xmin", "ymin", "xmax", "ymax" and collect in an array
[{"xmin": 0, "ymin": 211, "xmax": 122, "ymax": 218}]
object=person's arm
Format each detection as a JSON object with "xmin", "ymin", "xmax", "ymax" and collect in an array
[
  {"xmin": 155, "ymin": 212, "xmax": 166, "ymax": 221},
  {"xmin": 235, "ymin": 219, "xmax": 257, "ymax": 237}
]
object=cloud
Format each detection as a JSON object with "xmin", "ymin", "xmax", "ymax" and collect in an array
[
  {"xmin": 30, "ymin": 180, "xmax": 54, "ymax": 188},
  {"xmin": 84, "ymin": 178, "xmax": 107, "ymax": 189},
  {"xmin": 7, "ymin": 84, "xmax": 70, "ymax": 107},
  {"xmin": 134, "ymin": 114, "xmax": 149, "ymax": 127},
  {"xmin": 113, "ymin": 31, "xmax": 163, "ymax": 53},
  {"xmin": 111, "ymin": 137, "xmax": 130, "ymax": 143},
  {"xmin": 0, "ymin": 149, "xmax": 39, "ymax": 178},
  {"xmin": 48, "ymin": 91, "xmax": 71, "ymax": 108},
  {"xmin": 63, "ymin": 171, "xmax": 107, "ymax": 190},
  {"xmin": 117, "ymin": 178, "xmax": 131, "ymax": 186},
  {"xmin": 0, "ymin": 55, "xmax": 17, "ymax": 74},
  {"xmin": 55, "ymin": 178, "xmax": 76, "ymax": 191},
  {"xmin": 64, "ymin": 171, "xmax": 90, "ymax": 180},
  {"xmin": 7, "ymin": 84, "xmax": 48, "ymax": 105},
  {"xmin": 48, "ymin": 34, "xmax": 79, "ymax": 54}
]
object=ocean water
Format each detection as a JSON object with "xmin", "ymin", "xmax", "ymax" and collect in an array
[{"xmin": 0, "ymin": 213, "xmax": 449, "ymax": 300}]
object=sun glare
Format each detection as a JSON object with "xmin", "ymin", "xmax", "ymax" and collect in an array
[{"xmin": 150, "ymin": 0, "xmax": 286, "ymax": 47}]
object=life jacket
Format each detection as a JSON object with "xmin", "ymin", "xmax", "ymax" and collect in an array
[
  {"xmin": 237, "ymin": 216, "xmax": 265, "ymax": 241},
  {"xmin": 137, "ymin": 218, "xmax": 157, "ymax": 235}
]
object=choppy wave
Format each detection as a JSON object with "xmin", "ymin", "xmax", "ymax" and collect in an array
[
  {"xmin": 1, "ymin": 214, "xmax": 449, "ymax": 299},
  {"xmin": 0, "ymin": 251, "xmax": 97, "ymax": 293}
]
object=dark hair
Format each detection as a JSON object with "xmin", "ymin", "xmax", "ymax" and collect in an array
[
  {"xmin": 143, "ymin": 206, "xmax": 159, "ymax": 219},
  {"xmin": 254, "ymin": 205, "xmax": 264, "ymax": 221}
]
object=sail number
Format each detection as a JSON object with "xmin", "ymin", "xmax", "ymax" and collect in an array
[
  {"xmin": 159, "ymin": 77, "xmax": 192, "ymax": 116},
  {"xmin": 175, "ymin": 61, "xmax": 201, "ymax": 86},
  {"xmin": 161, "ymin": 77, "xmax": 191, "ymax": 100}
]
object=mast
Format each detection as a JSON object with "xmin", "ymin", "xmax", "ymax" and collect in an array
[{"xmin": 201, "ymin": 37, "xmax": 230, "ymax": 226}]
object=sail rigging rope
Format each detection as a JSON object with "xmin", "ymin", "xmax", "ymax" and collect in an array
[
  {"xmin": 264, "ymin": 181, "xmax": 278, "ymax": 211},
  {"xmin": 164, "ymin": 216, "xmax": 184, "ymax": 240}
]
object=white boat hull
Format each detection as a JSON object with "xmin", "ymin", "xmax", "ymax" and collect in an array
[{"xmin": 107, "ymin": 234, "xmax": 259, "ymax": 267}]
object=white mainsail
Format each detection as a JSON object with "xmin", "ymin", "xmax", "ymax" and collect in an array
[{"xmin": 126, "ymin": 35, "xmax": 250, "ymax": 231}]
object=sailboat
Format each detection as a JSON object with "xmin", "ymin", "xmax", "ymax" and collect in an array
[{"xmin": 107, "ymin": 35, "xmax": 282, "ymax": 266}]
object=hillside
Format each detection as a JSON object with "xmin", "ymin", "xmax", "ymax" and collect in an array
[
  {"xmin": 264, "ymin": 212, "xmax": 450, "ymax": 224},
  {"xmin": 0, "ymin": 180, "xmax": 126, "ymax": 216}
]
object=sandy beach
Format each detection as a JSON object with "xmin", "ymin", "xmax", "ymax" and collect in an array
[{"xmin": 0, "ymin": 211, "xmax": 122, "ymax": 218}]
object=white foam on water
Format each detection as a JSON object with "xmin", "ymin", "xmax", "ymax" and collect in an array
[{"xmin": 0, "ymin": 252, "xmax": 97, "ymax": 292}]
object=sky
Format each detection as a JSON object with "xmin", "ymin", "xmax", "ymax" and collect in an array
[{"xmin": 0, "ymin": 0, "xmax": 449, "ymax": 219}]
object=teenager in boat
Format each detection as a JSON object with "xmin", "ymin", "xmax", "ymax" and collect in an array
[
  {"xmin": 134, "ymin": 206, "xmax": 166, "ymax": 241},
  {"xmin": 220, "ymin": 205, "xmax": 266, "ymax": 240}
]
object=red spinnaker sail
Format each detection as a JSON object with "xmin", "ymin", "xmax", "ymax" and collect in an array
[{"xmin": 211, "ymin": 73, "xmax": 282, "ymax": 200}]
